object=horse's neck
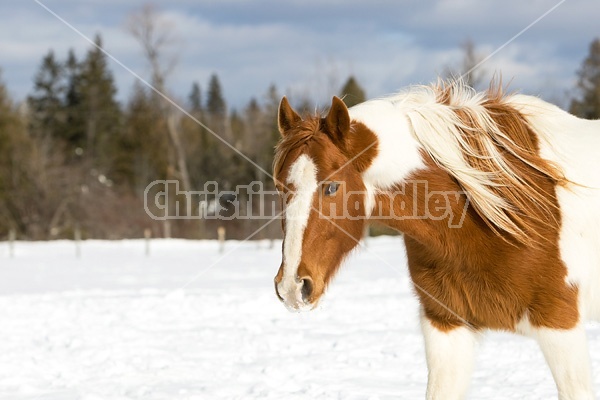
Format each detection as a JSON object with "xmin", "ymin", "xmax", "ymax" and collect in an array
[{"xmin": 370, "ymin": 164, "xmax": 499, "ymax": 266}]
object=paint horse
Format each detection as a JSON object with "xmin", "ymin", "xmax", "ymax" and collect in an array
[{"xmin": 273, "ymin": 81, "xmax": 600, "ymax": 400}]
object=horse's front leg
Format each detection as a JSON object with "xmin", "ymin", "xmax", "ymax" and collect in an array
[
  {"xmin": 420, "ymin": 313, "xmax": 479, "ymax": 400},
  {"xmin": 533, "ymin": 324, "xmax": 594, "ymax": 400}
]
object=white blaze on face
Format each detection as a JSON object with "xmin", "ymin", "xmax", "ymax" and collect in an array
[{"xmin": 278, "ymin": 154, "xmax": 318, "ymax": 311}]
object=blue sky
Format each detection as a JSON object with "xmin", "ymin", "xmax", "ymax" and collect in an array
[{"xmin": 1, "ymin": 0, "xmax": 598, "ymax": 110}]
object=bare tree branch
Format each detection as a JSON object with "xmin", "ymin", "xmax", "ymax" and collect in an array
[{"xmin": 444, "ymin": 38, "xmax": 488, "ymax": 90}]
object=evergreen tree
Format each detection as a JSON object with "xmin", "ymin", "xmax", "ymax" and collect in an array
[
  {"xmin": 206, "ymin": 73, "xmax": 226, "ymax": 121},
  {"xmin": 3, "ymin": 69, "xmax": 76, "ymax": 239},
  {"xmin": 204, "ymin": 73, "xmax": 231, "ymax": 186},
  {"xmin": 262, "ymin": 84, "xmax": 281, "ymax": 182},
  {"xmin": 236, "ymin": 85, "xmax": 281, "ymax": 185},
  {"xmin": 339, "ymin": 76, "xmax": 366, "ymax": 108},
  {"xmin": 26, "ymin": 39, "xmax": 126, "ymax": 239},
  {"xmin": 570, "ymin": 38, "xmax": 600, "ymax": 119},
  {"xmin": 230, "ymin": 109, "xmax": 244, "ymax": 149},
  {"xmin": 28, "ymin": 50, "xmax": 65, "ymax": 141},
  {"xmin": 243, "ymin": 97, "xmax": 266, "ymax": 182},
  {"xmin": 188, "ymin": 81, "xmax": 202, "ymax": 113},
  {"xmin": 77, "ymin": 33, "xmax": 121, "ymax": 166},
  {"xmin": 0, "ymin": 71, "xmax": 31, "ymax": 236},
  {"xmin": 122, "ymin": 82, "xmax": 168, "ymax": 191},
  {"xmin": 182, "ymin": 81, "xmax": 206, "ymax": 187},
  {"xmin": 63, "ymin": 48, "xmax": 85, "ymax": 150},
  {"xmin": 226, "ymin": 108, "xmax": 252, "ymax": 186}
]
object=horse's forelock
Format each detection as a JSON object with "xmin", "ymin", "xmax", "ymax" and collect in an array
[{"xmin": 273, "ymin": 115, "xmax": 333, "ymax": 187}]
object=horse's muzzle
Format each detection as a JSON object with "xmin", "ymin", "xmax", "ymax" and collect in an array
[{"xmin": 274, "ymin": 276, "xmax": 315, "ymax": 312}]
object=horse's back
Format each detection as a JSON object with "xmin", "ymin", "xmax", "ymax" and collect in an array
[{"xmin": 509, "ymin": 95, "xmax": 600, "ymax": 320}]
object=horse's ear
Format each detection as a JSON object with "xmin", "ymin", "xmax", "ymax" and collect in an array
[
  {"xmin": 278, "ymin": 96, "xmax": 301, "ymax": 136},
  {"xmin": 326, "ymin": 96, "xmax": 377, "ymax": 173},
  {"xmin": 324, "ymin": 96, "xmax": 350, "ymax": 143}
]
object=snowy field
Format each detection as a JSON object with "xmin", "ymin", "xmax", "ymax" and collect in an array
[{"xmin": 1, "ymin": 236, "xmax": 599, "ymax": 399}]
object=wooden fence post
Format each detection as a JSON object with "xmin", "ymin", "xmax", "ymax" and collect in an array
[
  {"xmin": 217, "ymin": 226, "xmax": 226, "ymax": 254},
  {"xmin": 74, "ymin": 226, "xmax": 81, "ymax": 258},
  {"xmin": 144, "ymin": 228, "xmax": 151, "ymax": 257},
  {"xmin": 8, "ymin": 229, "xmax": 15, "ymax": 258}
]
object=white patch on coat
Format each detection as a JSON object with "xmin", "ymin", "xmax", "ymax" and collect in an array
[
  {"xmin": 349, "ymin": 99, "xmax": 425, "ymax": 190},
  {"xmin": 277, "ymin": 154, "xmax": 318, "ymax": 311},
  {"xmin": 507, "ymin": 94, "xmax": 600, "ymax": 321}
]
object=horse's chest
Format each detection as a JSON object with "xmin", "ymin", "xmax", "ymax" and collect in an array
[
  {"xmin": 407, "ymin": 259, "xmax": 524, "ymax": 330},
  {"xmin": 404, "ymin": 239, "xmax": 579, "ymax": 331}
]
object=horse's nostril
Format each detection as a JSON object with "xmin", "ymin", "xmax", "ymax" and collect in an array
[
  {"xmin": 300, "ymin": 278, "xmax": 313, "ymax": 301},
  {"xmin": 274, "ymin": 279, "xmax": 284, "ymax": 302}
]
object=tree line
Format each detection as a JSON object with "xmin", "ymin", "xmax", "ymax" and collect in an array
[
  {"xmin": 0, "ymin": 29, "xmax": 366, "ymax": 241},
  {"xmin": 0, "ymin": 28, "xmax": 599, "ymax": 240}
]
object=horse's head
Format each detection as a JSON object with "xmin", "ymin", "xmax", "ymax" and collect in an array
[{"xmin": 273, "ymin": 96, "xmax": 378, "ymax": 312}]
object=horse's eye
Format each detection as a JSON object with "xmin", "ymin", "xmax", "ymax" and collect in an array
[{"xmin": 325, "ymin": 182, "xmax": 339, "ymax": 196}]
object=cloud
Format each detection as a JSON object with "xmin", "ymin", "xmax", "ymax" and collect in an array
[{"xmin": 1, "ymin": 0, "xmax": 597, "ymax": 109}]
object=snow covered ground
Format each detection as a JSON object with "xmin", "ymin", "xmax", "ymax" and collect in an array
[{"xmin": 0, "ymin": 236, "xmax": 599, "ymax": 399}]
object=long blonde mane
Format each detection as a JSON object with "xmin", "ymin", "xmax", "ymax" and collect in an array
[{"xmin": 393, "ymin": 80, "xmax": 565, "ymax": 244}]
